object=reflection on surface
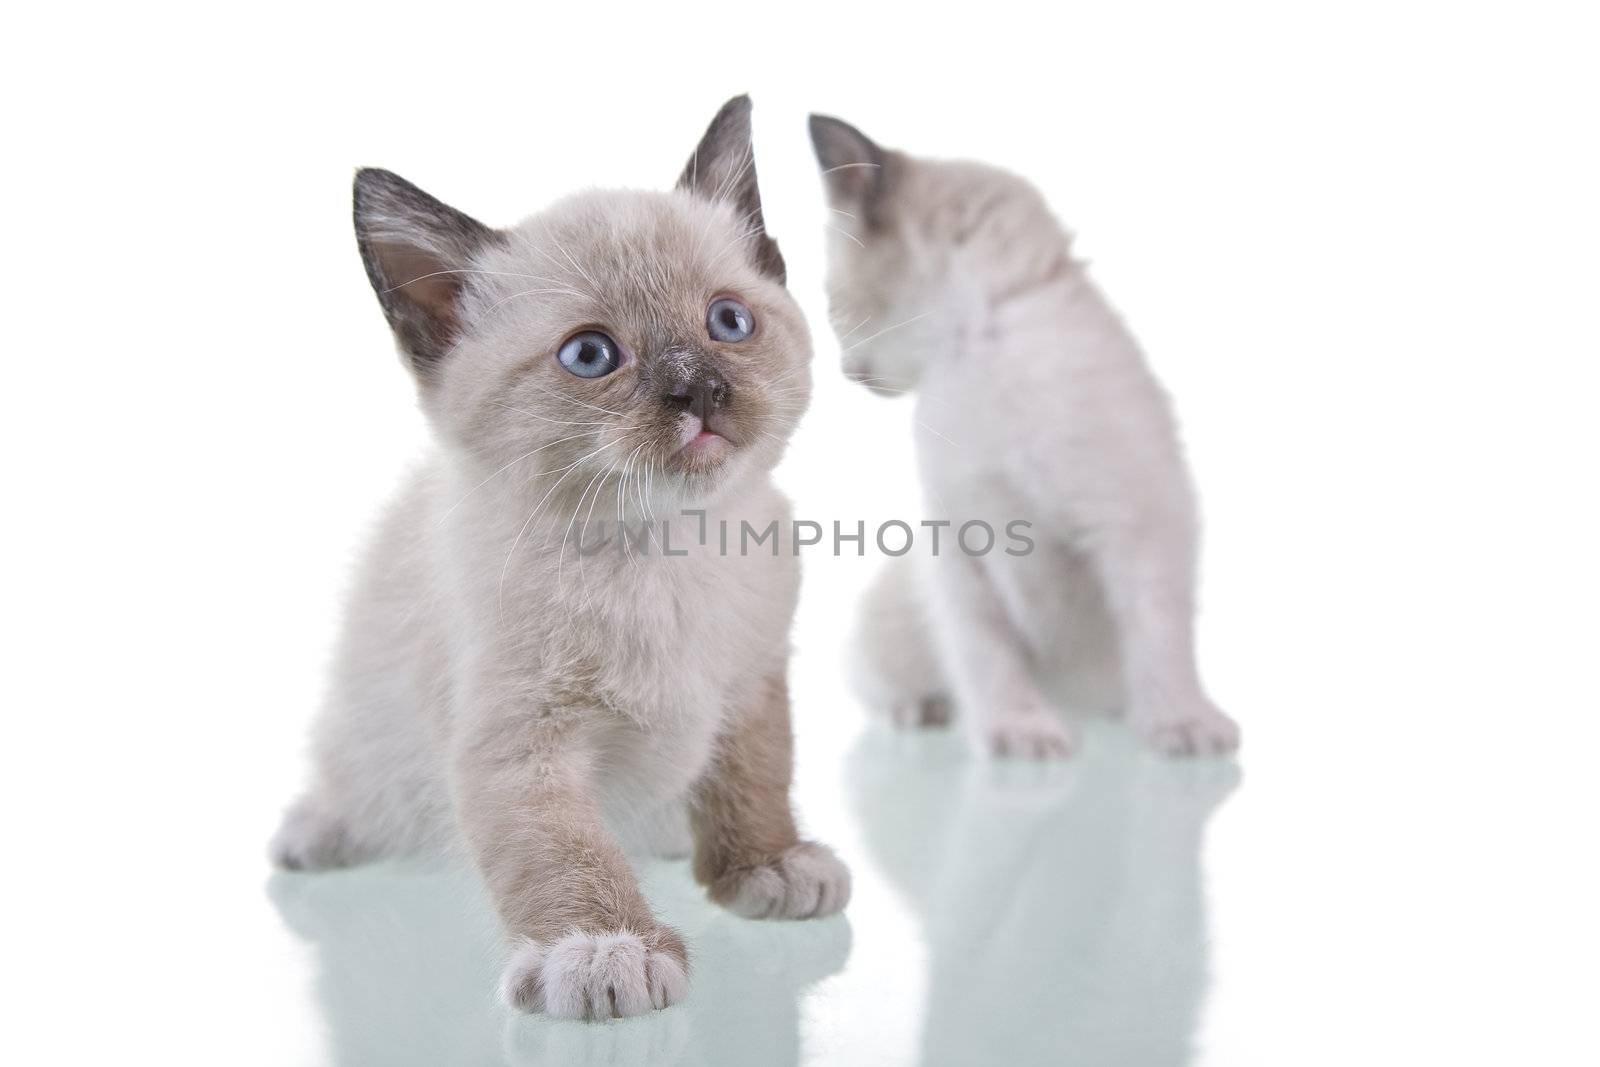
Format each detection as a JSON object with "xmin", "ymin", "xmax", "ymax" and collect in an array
[
  {"xmin": 268, "ymin": 719, "xmax": 1233, "ymax": 1066},
  {"xmin": 847, "ymin": 720, "xmax": 1238, "ymax": 1067},
  {"xmin": 269, "ymin": 855, "xmax": 850, "ymax": 1066}
]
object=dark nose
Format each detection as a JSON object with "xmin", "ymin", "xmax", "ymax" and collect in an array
[{"xmin": 663, "ymin": 372, "xmax": 731, "ymax": 420}]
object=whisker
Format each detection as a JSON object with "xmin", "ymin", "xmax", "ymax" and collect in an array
[
  {"xmin": 546, "ymin": 391, "xmax": 626, "ymax": 419},
  {"xmin": 437, "ymin": 430, "xmax": 596, "ymax": 522},
  {"xmin": 486, "ymin": 400, "xmax": 610, "ymax": 429},
  {"xmin": 706, "ymin": 220, "xmax": 767, "ymax": 270},
  {"xmin": 836, "ymin": 314, "xmax": 873, "ymax": 341},
  {"xmin": 843, "ymin": 375, "xmax": 910, "ymax": 393},
  {"xmin": 579, "ymin": 457, "xmax": 632, "ymax": 612},
  {"xmin": 556, "ymin": 458, "xmax": 614, "ymax": 588},
  {"xmin": 825, "ymin": 223, "xmax": 865, "ymax": 249},
  {"xmin": 486, "ymin": 287, "xmax": 588, "ymax": 314},
  {"xmin": 498, "ymin": 436, "xmax": 624, "ymax": 612},
  {"xmin": 560, "ymin": 453, "xmax": 623, "ymax": 594},
  {"xmin": 616, "ymin": 444, "xmax": 647, "ymax": 568},
  {"xmin": 842, "ymin": 312, "xmax": 933, "ymax": 353},
  {"xmin": 820, "ymin": 161, "xmax": 882, "ymax": 177},
  {"xmin": 713, "ymin": 145, "xmax": 757, "ymax": 208},
  {"xmin": 842, "ymin": 375, "xmax": 954, "ymax": 411},
  {"xmin": 633, "ymin": 455, "xmax": 660, "ymax": 554},
  {"xmin": 767, "ymin": 364, "xmax": 814, "ymax": 388},
  {"xmin": 538, "ymin": 241, "xmax": 603, "ymax": 293},
  {"xmin": 915, "ymin": 419, "xmax": 961, "ymax": 448},
  {"xmin": 384, "ymin": 268, "xmax": 571, "ymax": 293}
]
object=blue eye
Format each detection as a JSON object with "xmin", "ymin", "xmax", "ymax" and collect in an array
[
  {"xmin": 707, "ymin": 297, "xmax": 755, "ymax": 343},
  {"xmin": 557, "ymin": 331, "xmax": 621, "ymax": 378}
]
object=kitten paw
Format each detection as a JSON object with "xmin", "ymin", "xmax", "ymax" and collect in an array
[
  {"xmin": 269, "ymin": 798, "xmax": 358, "ymax": 871},
  {"xmin": 1137, "ymin": 705, "xmax": 1241, "ymax": 756},
  {"xmin": 499, "ymin": 928, "xmax": 688, "ymax": 1019},
  {"xmin": 983, "ymin": 709, "xmax": 1076, "ymax": 759},
  {"xmin": 888, "ymin": 694, "xmax": 952, "ymax": 729},
  {"xmin": 711, "ymin": 842, "xmax": 852, "ymax": 920}
]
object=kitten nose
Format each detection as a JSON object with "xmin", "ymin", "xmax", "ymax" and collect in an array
[{"xmin": 664, "ymin": 373, "xmax": 730, "ymax": 420}]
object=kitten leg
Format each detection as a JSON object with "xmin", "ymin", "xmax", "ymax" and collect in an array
[
  {"xmin": 926, "ymin": 551, "xmax": 1076, "ymax": 758},
  {"xmin": 454, "ymin": 725, "xmax": 687, "ymax": 1019},
  {"xmin": 848, "ymin": 556, "xmax": 952, "ymax": 728},
  {"xmin": 1094, "ymin": 529, "xmax": 1240, "ymax": 756},
  {"xmin": 691, "ymin": 674, "xmax": 851, "ymax": 920}
]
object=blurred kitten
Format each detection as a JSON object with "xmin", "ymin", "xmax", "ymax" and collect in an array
[
  {"xmin": 270, "ymin": 97, "xmax": 848, "ymax": 1021},
  {"xmin": 811, "ymin": 114, "xmax": 1238, "ymax": 758}
]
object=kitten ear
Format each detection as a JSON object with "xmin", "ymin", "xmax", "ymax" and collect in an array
[
  {"xmin": 353, "ymin": 168, "xmax": 498, "ymax": 376},
  {"xmin": 809, "ymin": 114, "xmax": 889, "ymax": 223},
  {"xmin": 677, "ymin": 94, "xmax": 786, "ymax": 284}
]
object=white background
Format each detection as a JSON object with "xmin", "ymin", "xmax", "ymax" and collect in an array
[{"xmin": 3, "ymin": 2, "xmax": 1598, "ymax": 1064}]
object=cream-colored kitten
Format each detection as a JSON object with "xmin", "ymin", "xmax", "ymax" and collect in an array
[
  {"xmin": 811, "ymin": 114, "xmax": 1239, "ymax": 759},
  {"xmin": 271, "ymin": 97, "xmax": 849, "ymax": 1020}
]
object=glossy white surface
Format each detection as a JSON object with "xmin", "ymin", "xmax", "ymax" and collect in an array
[
  {"xmin": 267, "ymin": 723, "xmax": 1231, "ymax": 1067},
  {"xmin": 5, "ymin": 4, "xmax": 1598, "ymax": 1065}
]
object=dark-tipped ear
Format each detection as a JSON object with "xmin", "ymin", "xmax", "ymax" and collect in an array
[
  {"xmin": 677, "ymin": 95, "xmax": 786, "ymax": 284},
  {"xmin": 353, "ymin": 168, "xmax": 497, "ymax": 376},
  {"xmin": 809, "ymin": 114, "xmax": 889, "ymax": 223}
]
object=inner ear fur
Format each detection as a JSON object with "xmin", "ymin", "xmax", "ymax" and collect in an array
[
  {"xmin": 809, "ymin": 113, "xmax": 892, "ymax": 226},
  {"xmin": 678, "ymin": 95, "xmax": 786, "ymax": 285},
  {"xmin": 353, "ymin": 167, "xmax": 498, "ymax": 376}
]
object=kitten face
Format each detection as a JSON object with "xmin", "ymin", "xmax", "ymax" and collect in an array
[
  {"xmin": 355, "ymin": 96, "xmax": 810, "ymax": 506},
  {"xmin": 808, "ymin": 115, "xmax": 964, "ymax": 397},
  {"xmin": 435, "ymin": 190, "xmax": 809, "ymax": 504}
]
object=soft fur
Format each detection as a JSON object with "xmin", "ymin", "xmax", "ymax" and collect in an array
[
  {"xmin": 271, "ymin": 96, "xmax": 848, "ymax": 1021},
  {"xmin": 810, "ymin": 114, "xmax": 1239, "ymax": 758}
]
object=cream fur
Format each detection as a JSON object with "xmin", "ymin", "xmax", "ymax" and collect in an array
[{"xmin": 814, "ymin": 119, "xmax": 1239, "ymax": 758}]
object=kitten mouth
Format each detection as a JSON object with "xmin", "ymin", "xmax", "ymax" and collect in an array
[
  {"xmin": 674, "ymin": 414, "xmax": 734, "ymax": 461},
  {"xmin": 678, "ymin": 428, "xmax": 731, "ymax": 463}
]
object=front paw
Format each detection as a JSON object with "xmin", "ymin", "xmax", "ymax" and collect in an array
[
  {"xmin": 888, "ymin": 694, "xmax": 952, "ymax": 729},
  {"xmin": 269, "ymin": 797, "xmax": 359, "ymax": 871},
  {"xmin": 499, "ymin": 928, "xmax": 688, "ymax": 1019},
  {"xmin": 982, "ymin": 708, "xmax": 1076, "ymax": 759},
  {"xmin": 1136, "ymin": 703, "xmax": 1241, "ymax": 756},
  {"xmin": 710, "ymin": 842, "xmax": 852, "ymax": 920}
]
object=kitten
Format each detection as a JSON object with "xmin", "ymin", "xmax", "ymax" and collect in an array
[
  {"xmin": 270, "ymin": 96, "xmax": 849, "ymax": 1020},
  {"xmin": 810, "ymin": 114, "xmax": 1240, "ymax": 758}
]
